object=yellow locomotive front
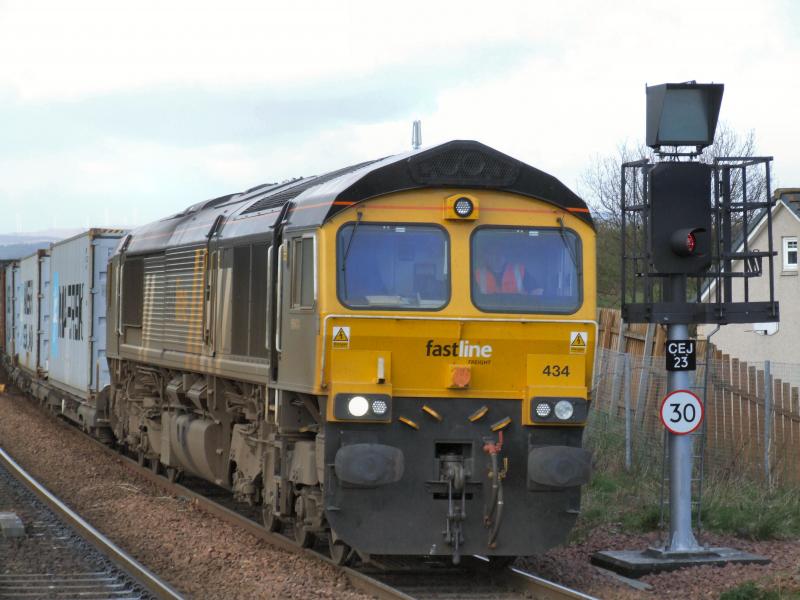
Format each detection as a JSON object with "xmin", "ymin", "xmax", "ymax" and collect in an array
[{"xmin": 312, "ymin": 158, "xmax": 596, "ymax": 562}]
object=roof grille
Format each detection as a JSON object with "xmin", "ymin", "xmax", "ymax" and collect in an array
[
  {"xmin": 408, "ymin": 148, "xmax": 519, "ymax": 187},
  {"xmin": 240, "ymin": 159, "xmax": 381, "ymax": 215}
]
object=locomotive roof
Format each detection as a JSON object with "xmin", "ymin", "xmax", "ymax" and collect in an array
[{"xmin": 122, "ymin": 140, "xmax": 592, "ymax": 255}]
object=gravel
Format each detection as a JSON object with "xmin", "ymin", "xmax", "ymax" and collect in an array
[
  {"xmin": 519, "ymin": 524, "xmax": 800, "ymax": 599},
  {"xmin": 0, "ymin": 381, "xmax": 368, "ymax": 600}
]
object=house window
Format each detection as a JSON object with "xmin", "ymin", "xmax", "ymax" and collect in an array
[{"xmin": 784, "ymin": 237, "xmax": 798, "ymax": 270}]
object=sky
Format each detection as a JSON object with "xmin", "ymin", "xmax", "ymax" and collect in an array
[{"xmin": 1, "ymin": 0, "xmax": 798, "ymax": 234}]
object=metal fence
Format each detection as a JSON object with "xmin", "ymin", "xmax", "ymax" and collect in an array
[{"xmin": 587, "ymin": 345, "xmax": 800, "ymax": 487}]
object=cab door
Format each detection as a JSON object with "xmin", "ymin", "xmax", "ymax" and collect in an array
[{"xmin": 274, "ymin": 232, "xmax": 317, "ymax": 390}]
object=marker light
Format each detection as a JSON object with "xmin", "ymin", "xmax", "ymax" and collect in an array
[
  {"xmin": 453, "ymin": 197, "xmax": 474, "ymax": 218},
  {"xmin": 554, "ymin": 400, "xmax": 575, "ymax": 420},
  {"xmin": 371, "ymin": 399, "xmax": 388, "ymax": 415},
  {"xmin": 535, "ymin": 402, "xmax": 552, "ymax": 418},
  {"xmin": 348, "ymin": 396, "xmax": 369, "ymax": 417},
  {"xmin": 686, "ymin": 232, "xmax": 696, "ymax": 253}
]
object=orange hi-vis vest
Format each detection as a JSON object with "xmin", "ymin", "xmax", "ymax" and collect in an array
[{"xmin": 475, "ymin": 264, "xmax": 525, "ymax": 293}]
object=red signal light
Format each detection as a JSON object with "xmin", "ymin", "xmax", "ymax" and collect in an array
[{"xmin": 686, "ymin": 232, "xmax": 696, "ymax": 253}]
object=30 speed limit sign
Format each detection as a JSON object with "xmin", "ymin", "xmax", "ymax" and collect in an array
[{"xmin": 659, "ymin": 390, "xmax": 704, "ymax": 435}]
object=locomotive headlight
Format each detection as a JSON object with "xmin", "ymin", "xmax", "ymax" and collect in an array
[
  {"xmin": 530, "ymin": 396, "xmax": 588, "ymax": 425},
  {"xmin": 453, "ymin": 197, "xmax": 474, "ymax": 218},
  {"xmin": 348, "ymin": 396, "xmax": 370, "ymax": 417},
  {"xmin": 334, "ymin": 393, "xmax": 392, "ymax": 421},
  {"xmin": 554, "ymin": 400, "xmax": 574, "ymax": 421}
]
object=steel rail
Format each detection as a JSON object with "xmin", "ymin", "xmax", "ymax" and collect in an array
[
  {"xmin": 507, "ymin": 565, "xmax": 599, "ymax": 600},
  {"xmin": 0, "ymin": 446, "xmax": 184, "ymax": 600}
]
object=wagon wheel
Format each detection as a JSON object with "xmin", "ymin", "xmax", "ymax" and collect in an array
[
  {"xmin": 166, "ymin": 467, "xmax": 183, "ymax": 484},
  {"xmin": 327, "ymin": 532, "xmax": 353, "ymax": 566},
  {"xmin": 262, "ymin": 503, "xmax": 282, "ymax": 533},
  {"xmin": 294, "ymin": 521, "xmax": 316, "ymax": 548}
]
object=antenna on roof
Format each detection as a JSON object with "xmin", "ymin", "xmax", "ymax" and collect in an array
[{"xmin": 411, "ymin": 120, "xmax": 422, "ymax": 150}]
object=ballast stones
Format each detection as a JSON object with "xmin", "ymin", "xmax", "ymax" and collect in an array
[{"xmin": 0, "ymin": 512, "xmax": 24, "ymax": 538}]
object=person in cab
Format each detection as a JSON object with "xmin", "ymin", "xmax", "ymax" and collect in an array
[{"xmin": 474, "ymin": 243, "xmax": 543, "ymax": 296}]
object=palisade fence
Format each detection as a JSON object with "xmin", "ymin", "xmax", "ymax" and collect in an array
[{"xmin": 588, "ymin": 308, "xmax": 800, "ymax": 487}]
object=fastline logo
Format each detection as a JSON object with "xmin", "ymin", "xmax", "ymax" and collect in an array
[{"xmin": 425, "ymin": 340, "xmax": 493, "ymax": 358}]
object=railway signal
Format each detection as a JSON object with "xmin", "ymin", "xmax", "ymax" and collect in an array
[
  {"xmin": 594, "ymin": 80, "xmax": 775, "ymax": 576},
  {"xmin": 648, "ymin": 162, "xmax": 712, "ymax": 275}
]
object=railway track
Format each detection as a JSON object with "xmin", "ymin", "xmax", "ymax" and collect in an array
[{"xmin": 0, "ymin": 447, "xmax": 182, "ymax": 600}]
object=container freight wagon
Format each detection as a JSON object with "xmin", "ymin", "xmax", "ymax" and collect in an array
[
  {"xmin": 3, "ymin": 261, "xmax": 19, "ymax": 371},
  {"xmin": 48, "ymin": 229, "xmax": 125, "ymax": 431},
  {"xmin": 17, "ymin": 250, "xmax": 51, "ymax": 379},
  {"xmin": 0, "ymin": 261, "xmax": 9, "ymax": 357}
]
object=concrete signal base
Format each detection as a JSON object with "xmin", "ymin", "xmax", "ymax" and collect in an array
[{"xmin": 591, "ymin": 546, "xmax": 770, "ymax": 578}]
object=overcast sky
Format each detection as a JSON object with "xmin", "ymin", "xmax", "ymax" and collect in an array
[{"xmin": 1, "ymin": 0, "xmax": 798, "ymax": 234}]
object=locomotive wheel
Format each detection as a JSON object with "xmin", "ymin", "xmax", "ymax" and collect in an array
[
  {"xmin": 262, "ymin": 504, "xmax": 282, "ymax": 533},
  {"xmin": 294, "ymin": 522, "xmax": 315, "ymax": 548},
  {"xmin": 327, "ymin": 532, "xmax": 353, "ymax": 566}
]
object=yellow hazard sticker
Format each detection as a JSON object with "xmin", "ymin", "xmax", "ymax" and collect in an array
[
  {"xmin": 332, "ymin": 326, "xmax": 350, "ymax": 349},
  {"xmin": 570, "ymin": 331, "xmax": 588, "ymax": 354}
]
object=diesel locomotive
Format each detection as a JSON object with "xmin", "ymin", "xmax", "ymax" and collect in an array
[{"xmin": 7, "ymin": 140, "xmax": 597, "ymax": 565}]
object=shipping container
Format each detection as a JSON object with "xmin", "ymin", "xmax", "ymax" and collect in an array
[
  {"xmin": 0, "ymin": 261, "xmax": 7, "ymax": 357},
  {"xmin": 3, "ymin": 262, "xmax": 14, "ymax": 363},
  {"xmin": 5, "ymin": 262, "xmax": 20, "ymax": 362},
  {"xmin": 1, "ymin": 262, "xmax": 14, "ymax": 373},
  {"xmin": 48, "ymin": 229, "xmax": 125, "ymax": 400},
  {"xmin": 17, "ymin": 250, "xmax": 51, "ymax": 375}
]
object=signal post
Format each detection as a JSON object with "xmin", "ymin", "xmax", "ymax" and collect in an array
[{"xmin": 592, "ymin": 82, "xmax": 776, "ymax": 576}]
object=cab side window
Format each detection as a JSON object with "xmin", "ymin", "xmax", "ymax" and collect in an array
[{"xmin": 290, "ymin": 236, "xmax": 315, "ymax": 310}]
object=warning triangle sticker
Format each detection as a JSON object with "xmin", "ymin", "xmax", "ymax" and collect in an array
[
  {"xmin": 570, "ymin": 331, "xmax": 587, "ymax": 353},
  {"xmin": 333, "ymin": 328, "xmax": 349, "ymax": 342}
]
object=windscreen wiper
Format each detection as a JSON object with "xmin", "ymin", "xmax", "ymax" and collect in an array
[
  {"xmin": 557, "ymin": 217, "xmax": 579, "ymax": 269},
  {"xmin": 341, "ymin": 211, "xmax": 363, "ymax": 298}
]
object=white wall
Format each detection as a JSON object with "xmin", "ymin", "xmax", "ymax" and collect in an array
[{"xmin": 699, "ymin": 202, "xmax": 799, "ymax": 364}]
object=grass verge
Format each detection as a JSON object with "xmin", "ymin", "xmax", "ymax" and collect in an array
[{"xmin": 575, "ymin": 419, "xmax": 800, "ymax": 542}]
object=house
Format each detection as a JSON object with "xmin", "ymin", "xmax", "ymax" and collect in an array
[{"xmin": 699, "ymin": 188, "xmax": 799, "ymax": 363}]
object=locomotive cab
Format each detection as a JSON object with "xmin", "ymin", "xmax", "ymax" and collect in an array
[{"xmin": 312, "ymin": 195, "xmax": 595, "ymax": 562}]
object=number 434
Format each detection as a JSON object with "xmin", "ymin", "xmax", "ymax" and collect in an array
[{"xmin": 542, "ymin": 365, "xmax": 570, "ymax": 377}]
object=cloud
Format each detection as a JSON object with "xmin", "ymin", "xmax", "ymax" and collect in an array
[{"xmin": 1, "ymin": 0, "xmax": 799, "ymax": 233}]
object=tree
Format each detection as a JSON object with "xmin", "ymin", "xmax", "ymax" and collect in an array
[{"xmin": 579, "ymin": 123, "xmax": 765, "ymax": 308}]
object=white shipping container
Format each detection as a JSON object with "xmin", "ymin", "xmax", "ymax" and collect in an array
[
  {"xmin": 4, "ymin": 262, "xmax": 16, "ymax": 358},
  {"xmin": 13, "ymin": 265, "xmax": 23, "ymax": 362},
  {"xmin": 17, "ymin": 252, "xmax": 42, "ymax": 373},
  {"xmin": 49, "ymin": 229, "xmax": 125, "ymax": 399}
]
